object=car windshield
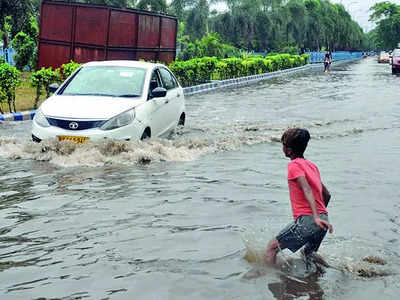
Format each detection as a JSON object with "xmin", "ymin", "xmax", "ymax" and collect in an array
[
  {"xmin": 393, "ymin": 49, "xmax": 400, "ymax": 57},
  {"xmin": 61, "ymin": 66, "xmax": 146, "ymax": 98}
]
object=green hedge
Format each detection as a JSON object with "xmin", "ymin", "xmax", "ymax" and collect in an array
[
  {"xmin": 0, "ymin": 63, "xmax": 21, "ymax": 113},
  {"xmin": 169, "ymin": 53, "xmax": 310, "ymax": 87}
]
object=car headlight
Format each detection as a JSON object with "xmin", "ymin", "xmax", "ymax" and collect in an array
[
  {"xmin": 33, "ymin": 109, "xmax": 50, "ymax": 127},
  {"xmin": 100, "ymin": 109, "xmax": 135, "ymax": 131}
]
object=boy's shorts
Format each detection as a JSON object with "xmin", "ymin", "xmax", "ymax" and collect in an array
[{"xmin": 276, "ymin": 214, "xmax": 328, "ymax": 254}]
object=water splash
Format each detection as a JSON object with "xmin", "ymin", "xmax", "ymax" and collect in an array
[
  {"xmin": 0, "ymin": 117, "xmax": 383, "ymax": 168},
  {"xmin": 240, "ymin": 226, "xmax": 396, "ymax": 280}
]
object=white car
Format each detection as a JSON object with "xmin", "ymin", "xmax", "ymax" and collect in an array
[{"xmin": 32, "ymin": 60, "xmax": 185, "ymax": 143}]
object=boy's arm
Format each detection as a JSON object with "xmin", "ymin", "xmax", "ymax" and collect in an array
[
  {"xmin": 295, "ymin": 176, "xmax": 333, "ymax": 233},
  {"xmin": 322, "ymin": 183, "xmax": 331, "ymax": 207}
]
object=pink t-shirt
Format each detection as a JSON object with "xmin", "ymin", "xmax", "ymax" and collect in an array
[{"xmin": 287, "ymin": 158, "xmax": 328, "ymax": 219}]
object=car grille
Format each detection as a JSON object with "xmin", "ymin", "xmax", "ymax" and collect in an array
[{"xmin": 47, "ymin": 118, "xmax": 106, "ymax": 130}]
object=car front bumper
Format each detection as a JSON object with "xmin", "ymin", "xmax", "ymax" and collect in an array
[
  {"xmin": 392, "ymin": 63, "xmax": 400, "ymax": 69},
  {"xmin": 32, "ymin": 118, "xmax": 145, "ymax": 142}
]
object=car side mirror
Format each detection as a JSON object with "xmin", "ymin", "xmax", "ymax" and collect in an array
[
  {"xmin": 152, "ymin": 87, "xmax": 167, "ymax": 98},
  {"xmin": 48, "ymin": 83, "xmax": 60, "ymax": 94}
]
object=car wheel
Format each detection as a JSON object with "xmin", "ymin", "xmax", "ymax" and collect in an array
[
  {"xmin": 392, "ymin": 68, "xmax": 396, "ymax": 74},
  {"xmin": 140, "ymin": 128, "xmax": 151, "ymax": 141},
  {"xmin": 178, "ymin": 113, "xmax": 185, "ymax": 126}
]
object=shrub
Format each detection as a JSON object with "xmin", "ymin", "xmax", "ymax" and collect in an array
[
  {"xmin": 170, "ymin": 53, "xmax": 309, "ymax": 87},
  {"xmin": 280, "ymin": 46, "xmax": 299, "ymax": 55},
  {"xmin": 196, "ymin": 56, "xmax": 218, "ymax": 83},
  {"xmin": 177, "ymin": 33, "xmax": 241, "ymax": 61},
  {"xmin": 301, "ymin": 53, "xmax": 310, "ymax": 64},
  {"xmin": 0, "ymin": 63, "xmax": 21, "ymax": 113},
  {"xmin": 213, "ymin": 61, "xmax": 228, "ymax": 80},
  {"xmin": 30, "ymin": 67, "xmax": 61, "ymax": 109},
  {"xmin": 61, "ymin": 61, "xmax": 82, "ymax": 80}
]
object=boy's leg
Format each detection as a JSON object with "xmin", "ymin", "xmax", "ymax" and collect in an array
[
  {"xmin": 302, "ymin": 214, "xmax": 329, "ymax": 267},
  {"xmin": 264, "ymin": 238, "xmax": 285, "ymax": 265},
  {"xmin": 265, "ymin": 218, "xmax": 307, "ymax": 265}
]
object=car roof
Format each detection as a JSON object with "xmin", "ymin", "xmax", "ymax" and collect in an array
[{"xmin": 81, "ymin": 60, "xmax": 166, "ymax": 69}]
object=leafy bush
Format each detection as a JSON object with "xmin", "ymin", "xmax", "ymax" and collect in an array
[
  {"xmin": 30, "ymin": 67, "xmax": 61, "ymax": 109},
  {"xmin": 61, "ymin": 61, "xmax": 82, "ymax": 80},
  {"xmin": 11, "ymin": 31, "xmax": 36, "ymax": 71},
  {"xmin": 169, "ymin": 60, "xmax": 196, "ymax": 86},
  {"xmin": 280, "ymin": 46, "xmax": 299, "ymax": 55},
  {"xmin": 177, "ymin": 33, "xmax": 241, "ymax": 61},
  {"xmin": 196, "ymin": 56, "xmax": 218, "ymax": 83},
  {"xmin": 222, "ymin": 57, "xmax": 244, "ymax": 78},
  {"xmin": 0, "ymin": 63, "xmax": 21, "ymax": 113},
  {"xmin": 301, "ymin": 53, "xmax": 310, "ymax": 64},
  {"xmin": 170, "ymin": 53, "xmax": 309, "ymax": 87}
]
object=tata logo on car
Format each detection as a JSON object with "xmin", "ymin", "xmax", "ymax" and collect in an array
[{"xmin": 69, "ymin": 122, "xmax": 79, "ymax": 130}]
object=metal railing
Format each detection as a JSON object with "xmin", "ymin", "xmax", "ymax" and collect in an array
[{"xmin": 307, "ymin": 51, "xmax": 363, "ymax": 63}]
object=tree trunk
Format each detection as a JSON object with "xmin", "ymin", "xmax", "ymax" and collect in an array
[
  {"xmin": 34, "ymin": 88, "xmax": 41, "ymax": 109},
  {"xmin": 7, "ymin": 98, "xmax": 12, "ymax": 113},
  {"xmin": 12, "ymin": 93, "xmax": 16, "ymax": 113}
]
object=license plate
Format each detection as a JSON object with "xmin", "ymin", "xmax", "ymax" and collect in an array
[{"xmin": 57, "ymin": 135, "xmax": 89, "ymax": 144}]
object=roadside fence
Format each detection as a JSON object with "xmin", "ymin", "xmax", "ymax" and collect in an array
[{"xmin": 308, "ymin": 51, "xmax": 363, "ymax": 63}]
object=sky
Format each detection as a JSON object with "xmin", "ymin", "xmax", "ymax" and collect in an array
[{"xmin": 325, "ymin": 0, "xmax": 400, "ymax": 32}]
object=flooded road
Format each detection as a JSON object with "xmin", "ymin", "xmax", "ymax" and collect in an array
[{"xmin": 0, "ymin": 57, "xmax": 399, "ymax": 299}]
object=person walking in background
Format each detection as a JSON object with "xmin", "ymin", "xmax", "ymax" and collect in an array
[
  {"xmin": 264, "ymin": 128, "xmax": 333, "ymax": 267},
  {"xmin": 324, "ymin": 51, "xmax": 332, "ymax": 73}
]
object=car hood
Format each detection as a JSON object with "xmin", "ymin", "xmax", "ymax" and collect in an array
[{"xmin": 40, "ymin": 95, "xmax": 144, "ymax": 119}]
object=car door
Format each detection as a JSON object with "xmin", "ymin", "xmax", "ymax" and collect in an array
[
  {"xmin": 158, "ymin": 67, "xmax": 182, "ymax": 133},
  {"xmin": 146, "ymin": 69, "xmax": 170, "ymax": 137}
]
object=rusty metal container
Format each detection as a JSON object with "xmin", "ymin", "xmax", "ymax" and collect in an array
[{"xmin": 37, "ymin": 0, "xmax": 177, "ymax": 69}]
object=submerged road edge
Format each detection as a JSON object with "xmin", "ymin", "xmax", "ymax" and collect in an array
[{"xmin": 0, "ymin": 58, "xmax": 363, "ymax": 122}]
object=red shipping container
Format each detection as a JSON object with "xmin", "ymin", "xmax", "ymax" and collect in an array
[{"xmin": 37, "ymin": 0, "xmax": 177, "ymax": 70}]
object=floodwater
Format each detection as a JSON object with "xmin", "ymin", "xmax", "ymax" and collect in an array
[{"xmin": 0, "ymin": 57, "xmax": 399, "ymax": 299}]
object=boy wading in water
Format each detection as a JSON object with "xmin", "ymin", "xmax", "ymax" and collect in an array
[{"xmin": 264, "ymin": 128, "xmax": 333, "ymax": 267}]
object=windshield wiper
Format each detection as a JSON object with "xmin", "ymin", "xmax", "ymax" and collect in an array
[
  {"xmin": 117, "ymin": 94, "xmax": 141, "ymax": 98},
  {"xmin": 63, "ymin": 93, "xmax": 115, "ymax": 97}
]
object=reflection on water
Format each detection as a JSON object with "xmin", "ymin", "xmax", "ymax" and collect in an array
[
  {"xmin": 0, "ymin": 58, "xmax": 399, "ymax": 299},
  {"xmin": 268, "ymin": 272, "xmax": 324, "ymax": 300}
]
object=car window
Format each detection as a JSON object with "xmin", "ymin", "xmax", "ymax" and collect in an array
[
  {"xmin": 61, "ymin": 66, "xmax": 146, "ymax": 98},
  {"xmin": 159, "ymin": 68, "xmax": 177, "ymax": 90},
  {"xmin": 148, "ymin": 70, "xmax": 162, "ymax": 99},
  {"xmin": 393, "ymin": 49, "xmax": 400, "ymax": 57},
  {"xmin": 150, "ymin": 71, "xmax": 161, "ymax": 89}
]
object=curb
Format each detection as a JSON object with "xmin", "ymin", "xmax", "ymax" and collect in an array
[
  {"xmin": 0, "ymin": 57, "xmax": 363, "ymax": 122},
  {"xmin": 0, "ymin": 110, "xmax": 36, "ymax": 122},
  {"xmin": 183, "ymin": 64, "xmax": 311, "ymax": 96},
  {"xmin": 182, "ymin": 57, "xmax": 363, "ymax": 96}
]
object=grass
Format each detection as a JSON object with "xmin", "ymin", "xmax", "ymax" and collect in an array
[{"xmin": 0, "ymin": 72, "xmax": 46, "ymax": 114}]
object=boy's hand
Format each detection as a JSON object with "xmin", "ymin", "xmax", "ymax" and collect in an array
[{"xmin": 314, "ymin": 217, "xmax": 333, "ymax": 233}]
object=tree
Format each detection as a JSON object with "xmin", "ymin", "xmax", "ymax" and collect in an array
[
  {"xmin": 11, "ymin": 32, "xmax": 36, "ymax": 70},
  {"xmin": 185, "ymin": 0, "xmax": 210, "ymax": 39},
  {"xmin": 0, "ymin": 0, "xmax": 34, "ymax": 48},
  {"xmin": 369, "ymin": 1, "xmax": 400, "ymax": 49},
  {"xmin": 137, "ymin": 0, "xmax": 168, "ymax": 12}
]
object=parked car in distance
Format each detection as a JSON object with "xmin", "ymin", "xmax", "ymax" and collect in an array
[
  {"xmin": 32, "ymin": 61, "xmax": 186, "ymax": 143},
  {"xmin": 378, "ymin": 51, "xmax": 390, "ymax": 63},
  {"xmin": 391, "ymin": 48, "xmax": 400, "ymax": 74}
]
